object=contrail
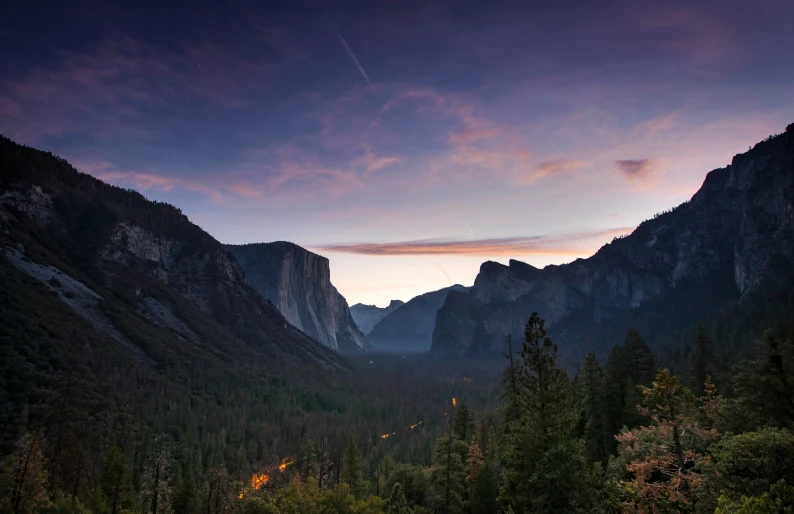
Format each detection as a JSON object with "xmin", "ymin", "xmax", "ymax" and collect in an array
[
  {"xmin": 337, "ymin": 32, "xmax": 374, "ymax": 89},
  {"xmin": 434, "ymin": 263, "xmax": 453, "ymax": 285}
]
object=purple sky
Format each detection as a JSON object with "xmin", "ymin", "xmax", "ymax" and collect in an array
[{"xmin": 2, "ymin": 0, "xmax": 794, "ymax": 306}]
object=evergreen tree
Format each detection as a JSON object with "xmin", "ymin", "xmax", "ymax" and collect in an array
[
  {"xmin": 514, "ymin": 313, "xmax": 576, "ymax": 449},
  {"xmin": 452, "ymin": 403, "xmax": 473, "ymax": 443},
  {"xmin": 99, "ymin": 443, "xmax": 134, "ymax": 514},
  {"xmin": 701, "ymin": 427, "xmax": 794, "ymax": 510},
  {"xmin": 315, "ymin": 438, "xmax": 333, "ymax": 491},
  {"xmin": 342, "ymin": 434, "xmax": 363, "ymax": 499},
  {"xmin": 729, "ymin": 330, "xmax": 794, "ymax": 429},
  {"xmin": 466, "ymin": 461, "xmax": 498, "ymax": 514},
  {"xmin": 500, "ymin": 313, "xmax": 597, "ymax": 513},
  {"xmin": 464, "ymin": 435, "xmax": 483, "ymax": 511},
  {"xmin": 140, "ymin": 435, "xmax": 171, "ymax": 514},
  {"xmin": 430, "ymin": 434, "xmax": 467, "ymax": 513},
  {"xmin": 301, "ymin": 440, "xmax": 318, "ymax": 482},
  {"xmin": 623, "ymin": 328, "xmax": 657, "ymax": 387},
  {"xmin": 614, "ymin": 369, "xmax": 720, "ymax": 513},
  {"xmin": 685, "ymin": 325, "xmax": 715, "ymax": 395},
  {"xmin": 602, "ymin": 329, "xmax": 658, "ymax": 454},
  {"xmin": 387, "ymin": 482, "xmax": 409, "ymax": 514},
  {"xmin": 500, "ymin": 334, "xmax": 522, "ymax": 435},
  {"xmin": 1, "ymin": 431, "xmax": 51, "ymax": 514},
  {"xmin": 574, "ymin": 351, "xmax": 609, "ymax": 464}
]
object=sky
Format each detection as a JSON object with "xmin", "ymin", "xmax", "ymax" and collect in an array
[{"xmin": 2, "ymin": 0, "xmax": 794, "ymax": 306}]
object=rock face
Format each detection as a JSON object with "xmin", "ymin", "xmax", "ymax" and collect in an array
[
  {"xmin": 0, "ymin": 136, "xmax": 349, "ymax": 372},
  {"xmin": 432, "ymin": 124, "xmax": 794, "ymax": 362},
  {"xmin": 368, "ymin": 285, "xmax": 468, "ymax": 352},
  {"xmin": 350, "ymin": 300, "xmax": 404, "ymax": 335},
  {"xmin": 226, "ymin": 242, "xmax": 370, "ymax": 353}
]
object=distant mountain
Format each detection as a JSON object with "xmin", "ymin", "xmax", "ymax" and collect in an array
[
  {"xmin": 226, "ymin": 242, "xmax": 370, "ymax": 353},
  {"xmin": 368, "ymin": 285, "xmax": 469, "ymax": 352},
  {"xmin": 350, "ymin": 300, "xmax": 404, "ymax": 335},
  {"xmin": 432, "ymin": 124, "xmax": 794, "ymax": 366}
]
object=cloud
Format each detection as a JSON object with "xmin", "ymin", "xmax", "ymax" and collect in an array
[
  {"xmin": 90, "ymin": 168, "xmax": 225, "ymax": 204},
  {"xmin": 314, "ymin": 227, "xmax": 634, "ymax": 257},
  {"xmin": 616, "ymin": 159, "xmax": 655, "ymax": 183},
  {"xmin": 531, "ymin": 160, "xmax": 583, "ymax": 180},
  {"xmin": 0, "ymin": 36, "xmax": 269, "ymax": 145}
]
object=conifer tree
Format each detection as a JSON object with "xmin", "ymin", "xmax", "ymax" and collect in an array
[
  {"xmin": 301, "ymin": 440, "xmax": 318, "ymax": 482},
  {"xmin": 623, "ymin": 328, "xmax": 657, "ymax": 387},
  {"xmin": 387, "ymin": 482, "xmax": 409, "ymax": 514},
  {"xmin": 614, "ymin": 369, "xmax": 720, "ymax": 512},
  {"xmin": 1, "ymin": 432, "xmax": 51, "ymax": 514},
  {"xmin": 464, "ymin": 435, "xmax": 484, "ymax": 511},
  {"xmin": 452, "ymin": 403, "xmax": 473, "ymax": 443},
  {"xmin": 500, "ymin": 334, "xmax": 522, "ymax": 433},
  {"xmin": 685, "ymin": 325, "xmax": 716, "ymax": 395},
  {"xmin": 140, "ymin": 435, "xmax": 171, "ymax": 514},
  {"xmin": 514, "ymin": 312, "xmax": 576, "ymax": 449},
  {"xmin": 500, "ymin": 313, "xmax": 597, "ymax": 512},
  {"xmin": 603, "ymin": 329, "xmax": 658, "ymax": 453},
  {"xmin": 575, "ymin": 351, "xmax": 609, "ymax": 464},
  {"xmin": 729, "ymin": 330, "xmax": 794, "ymax": 429},
  {"xmin": 430, "ymin": 434, "xmax": 467, "ymax": 513},
  {"xmin": 342, "ymin": 434, "xmax": 363, "ymax": 499},
  {"xmin": 315, "ymin": 438, "xmax": 333, "ymax": 491},
  {"xmin": 100, "ymin": 443, "xmax": 134, "ymax": 514}
]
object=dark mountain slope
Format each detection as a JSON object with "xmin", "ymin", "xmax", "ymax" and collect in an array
[
  {"xmin": 0, "ymin": 135, "xmax": 346, "ymax": 373},
  {"xmin": 432, "ymin": 124, "xmax": 794, "ymax": 366},
  {"xmin": 226, "ymin": 242, "xmax": 370, "ymax": 353}
]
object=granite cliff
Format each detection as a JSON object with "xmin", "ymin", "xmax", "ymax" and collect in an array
[
  {"xmin": 432, "ymin": 124, "xmax": 794, "ymax": 363},
  {"xmin": 226, "ymin": 242, "xmax": 370, "ymax": 353},
  {"xmin": 350, "ymin": 300, "xmax": 405, "ymax": 335}
]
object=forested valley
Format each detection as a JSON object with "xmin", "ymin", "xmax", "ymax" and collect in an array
[{"xmin": 3, "ymin": 309, "xmax": 793, "ymax": 513}]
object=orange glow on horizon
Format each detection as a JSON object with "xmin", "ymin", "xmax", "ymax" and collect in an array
[{"xmin": 452, "ymin": 397, "xmax": 457, "ymax": 407}]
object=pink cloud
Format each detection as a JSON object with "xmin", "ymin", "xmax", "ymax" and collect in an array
[
  {"xmin": 0, "ymin": 36, "xmax": 269, "ymax": 145},
  {"xmin": 82, "ymin": 162, "xmax": 225, "ymax": 204},
  {"xmin": 316, "ymin": 227, "xmax": 635, "ymax": 257}
]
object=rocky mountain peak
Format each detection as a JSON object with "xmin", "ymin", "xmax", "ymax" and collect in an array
[
  {"xmin": 226, "ymin": 242, "xmax": 370, "ymax": 353},
  {"xmin": 432, "ymin": 124, "xmax": 794, "ymax": 364}
]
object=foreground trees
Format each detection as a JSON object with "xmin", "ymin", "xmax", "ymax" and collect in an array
[{"xmin": 2, "ymin": 315, "xmax": 794, "ymax": 513}]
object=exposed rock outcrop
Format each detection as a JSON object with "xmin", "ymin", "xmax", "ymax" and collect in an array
[
  {"xmin": 226, "ymin": 242, "xmax": 371, "ymax": 353},
  {"xmin": 432, "ymin": 124, "xmax": 794, "ymax": 362},
  {"xmin": 350, "ymin": 300, "xmax": 404, "ymax": 335},
  {"xmin": 0, "ymin": 136, "xmax": 349, "ymax": 372},
  {"xmin": 368, "ymin": 285, "xmax": 468, "ymax": 352}
]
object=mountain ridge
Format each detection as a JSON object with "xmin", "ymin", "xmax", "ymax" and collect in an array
[
  {"xmin": 368, "ymin": 284, "xmax": 469, "ymax": 352},
  {"xmin": 350, "ymin": 299, "xmax": 405, "ymax": 335},
  {"xmin": 432, "ymin": 123, "xmax": 794, "ymax": 364},
  {"xmin": 0, "ymin": 135, "xmax": 349, "ymax": 373}
]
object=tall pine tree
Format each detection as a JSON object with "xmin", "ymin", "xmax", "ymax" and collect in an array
[
  {"xmin": 500, "ymin": 313, "xmax": 598, "ymax": 513},
  {"xmin": 342, "ymin": 435, "xmax": 364, "ymax": 499}
]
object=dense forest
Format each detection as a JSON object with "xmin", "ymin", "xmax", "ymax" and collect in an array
[{"xmin": 2, "ymin": 310, "xmax": 793, "ymax": 513}]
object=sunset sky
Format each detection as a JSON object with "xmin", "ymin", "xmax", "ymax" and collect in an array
[{"xmin": 3, "ymin": 0, "xmax": 794, "ymax": 306}]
